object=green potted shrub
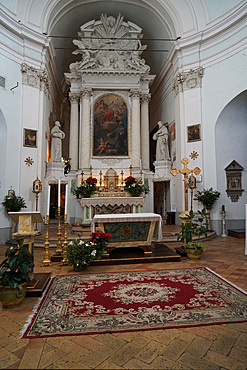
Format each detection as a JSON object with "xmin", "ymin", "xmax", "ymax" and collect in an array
[
  {"xmin": 0, "ymin": 239, "xmax": 34, "ymax": 308},
  {"xmin": 194, "ymin": 187, "xmax": 220, "ymax": 231},
  {"xmin": 176, "ymin": 210, "xmax": 207, "ymax": 259},
  {"xmin": 124, "ymin": 176, "xmax": 149, "ymax": 197},
  {"xmin": 1, "ymin": 191, "xmax": 27, "ymax": 237},
  {"xmin": 65, "ymin": 239, "xmax": 97, "ymax": 271},
  {"xmin": 72, "ymin": 177, "xmax": 97, "ymax": 198}
]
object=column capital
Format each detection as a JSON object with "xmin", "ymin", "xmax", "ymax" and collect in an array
[
  {"xmin": 80, "ymin": 88, "xmax": 92, "ymax": 99},
  {"xmin": 69, "ymin": 92, "xmax": 80, "ymax": 103},
  {"xmin": 130, "ymin": 89, "xmax": 141, "ymax": 98},
  {"xmin": 141, "ymin": 93, "xmax": 151, "ymax": 103}
]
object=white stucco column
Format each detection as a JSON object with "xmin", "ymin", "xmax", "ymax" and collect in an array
[
  {"xmin": 141, "ymin": 93, "xmax": 151, "ymax": 170},
  {"xmin": 69, "ymin": 92, "xmax": 79, "ymax": 171},
  {"xmin": 130, "ymin": 89, "xmax": 141, "ymax": 169},
  {"xmin": 80, "ymin": 88, "xmax": 92, "ymax": 170}
]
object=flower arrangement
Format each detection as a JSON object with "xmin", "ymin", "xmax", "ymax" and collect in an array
[
  {"xmin": 124, "ymin": 176, "xmax": 149, "ymax": 197},
  {"xmin": 65, "ymin": 239, "xmax": 97, "ymax": 271},
  {"xmin": 72, "ymin": 177, "xmax": 98, "ymax": 198},
  {"xmin": 89, "ymin": 231, "xmax": 112, "ymax": 259}
]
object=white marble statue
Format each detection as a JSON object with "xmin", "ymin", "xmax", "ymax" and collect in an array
[
  {"xmin": 51, "ymin": 121, "xmax": 65, "ymax": 162},
  {"xmin": 153, "ymin": 121, "xmax": 170, "ymax": 161}
]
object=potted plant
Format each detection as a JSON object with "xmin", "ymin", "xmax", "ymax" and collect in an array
[
  {"xmin": 0, "ymin": 239, "xmax": 34, "ymax": 308},
  {"xmin": 176, "ymin": 210, "xmax": 207, "ymax": 259},
  {"xmin": 89, "ymin": 231, "xmax": 112, "ymax": 259},
  {"xmin": 72, "ymin": 177, "xmax": 97, "ymax": 198},
  {"xmin": 124, "ymin": 176, "xmax": 149, "ymax": 197},
  {"xmin": 1, "ymin": 191, "xmax": 27, "ymax": 237},
  {"xmin": 194, "ymin": 187, "xmax": 220, "ymax": 231},
  {"xmin": 65, "ymin": 239, "xmax": 97, "ymax": 271}
]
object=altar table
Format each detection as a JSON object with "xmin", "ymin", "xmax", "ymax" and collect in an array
[{"xmin": 91, "ymin": 213, "xmax": 163, "ymax": 255}]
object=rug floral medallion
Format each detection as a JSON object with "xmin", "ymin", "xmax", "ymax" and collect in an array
[{"xmin": 21, "ymin": 268, "xmax": 247, "ymax": 339}]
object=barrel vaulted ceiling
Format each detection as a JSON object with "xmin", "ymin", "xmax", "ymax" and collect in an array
[{"xmin": 1, "ymin": 0, "xmax": 244, "ymax": 84}]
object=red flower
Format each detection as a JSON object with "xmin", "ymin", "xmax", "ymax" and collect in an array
[
  {"xmin": 89, "ymin": 231, "xmax": 112, "ymax": 242},
  {"xmin": 86, "ymin": 177, "xmax": 97, "ymax": 185},
  {"xmin": 124, "ymin": 176, "xmax": 136, "ymax": 184}
]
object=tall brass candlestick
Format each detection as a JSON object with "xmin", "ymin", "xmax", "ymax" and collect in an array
[
  {"xmin": 42, "ymin": 215, "xmax": 51, "ymax": 266},
  {"xmin": 62, "ymin": 214, "xmax": 68, "ymax": 265},
  {"xmin": 55, "ymin": 206, "xmax": 63, "ymax": 255},
  {"xmin": 121, "ymin": 170, "xmax": 124, "ymax": 192}
]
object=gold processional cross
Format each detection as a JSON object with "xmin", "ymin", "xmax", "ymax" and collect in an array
[{"xmin": 170, "ymin": 157, "xmax": 201, "ymax": 213}]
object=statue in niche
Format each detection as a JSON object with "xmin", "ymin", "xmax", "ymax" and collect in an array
[
  {"xmin": 51, "ymin": 121, "xmax": 65, "ymax": 162},
  {"xmin": 153, "ymin": 121, "xmax": 170, "ymax": 161}
]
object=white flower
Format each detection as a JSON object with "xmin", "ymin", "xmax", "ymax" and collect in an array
[
  {"xmin": 68, "ymin": 241, "xmax": 73, "ymax": 246},
  {"xmin": 79, "ymin": 240, "xmax": 84, "ymax": 245},
  {"xmin": 91, "ymin": 250, "xmax": 97, "ymax": 256}
]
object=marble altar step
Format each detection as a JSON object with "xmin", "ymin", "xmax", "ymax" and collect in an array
[{"xmin": 33, "ymin": 223, "xmax": 216, "ymax": 249}]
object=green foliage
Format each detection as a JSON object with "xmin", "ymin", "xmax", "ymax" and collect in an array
[
  {"xmin": 194, "ymin": 187, "xmax": 220, "ymax": 210},
  {"xmin": 0, "ymin": 239, "xmax": 34, "ymax": 288},
  {"xmin": 72, "ymin": 177, "xmax": 97, "ymax": 198},
  {"xmin": 184, "ymin": 241, "xmax": 206, "ymax": 254},
  {"xmin": 63, "ymin": 157, "xmax": 71, "ymax": 175},
  {"xmin": 176, "ymin": 210, "xmax": 207, "ymax": 244},
  {"xmin": 124, "ymin": 176, "xmax": 149, "ymax": 197},
  {"xmin": 65, "ymin": 239, "xmax": 96, "ymax": 267},
  {"xmin": 1, "ymin": 191, "xmax": 26, "ymax": 213}
]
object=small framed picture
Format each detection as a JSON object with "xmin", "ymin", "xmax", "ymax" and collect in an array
[
  {"xmin": 187, "ymin": 124, "xmax": 201, "ymax": 143},
  {"xmin": 23, "ymin": 129, "xmax": 37, "ymax": 147}
]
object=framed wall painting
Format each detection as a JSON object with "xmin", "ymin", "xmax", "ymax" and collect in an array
[
  {"xmin": 93, "ymin": 94, "xmax": 128, "ymax": 156},
  {"xmin": 23, "ymin": 129, "xmax": 37, "ymax": 147},
  {"xmin": 187, "ymin": 124, "xmax": 201, "ymax": 143}
]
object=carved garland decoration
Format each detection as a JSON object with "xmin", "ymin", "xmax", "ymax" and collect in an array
[
  {"xmin": 172, "ymin": 67, "xmax": 203, "ymax": 95},
  {"xmin": 21, "ymin": 63, "xmax": 50, "ymax": 92}
]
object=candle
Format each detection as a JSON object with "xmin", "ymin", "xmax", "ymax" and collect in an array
[
  {"xmin": 58, "ymin": 179, "xmax": 61, "ymax": 207},
  {"xmin": 47, "ymin": 185, "xmax": 50, "ymax": 216},
  {"xmin": 65, "ymin": 183, "xmax": 68, "ymax": 215}
]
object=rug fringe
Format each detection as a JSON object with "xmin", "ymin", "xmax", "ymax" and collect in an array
[
  {"xmin": 205, "ymin": 267, "xmax": 247, "ymax": 294},
  {"xmin": 19, "ymin": 276, "xmax": 55, "ymax": 340}
]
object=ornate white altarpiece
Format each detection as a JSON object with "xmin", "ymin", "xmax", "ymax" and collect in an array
[{"xmin": 64, "ymin": 14, "xmax": 155, "ymax": 220}]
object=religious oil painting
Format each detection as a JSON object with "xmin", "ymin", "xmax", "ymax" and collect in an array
[
  {"xmin": 187, "ymin": 124, "xmax": 201, "ymax": 143},
  {"xmin": 23, "ymin": 129, "xmax": 37, "ymax": 147},
  {"xmin": 93, "ymin": 94, "xmax": 128, "ymax": 156}
]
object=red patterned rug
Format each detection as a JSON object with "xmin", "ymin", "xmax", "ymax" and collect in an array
[{"xmin": 21, "ymin": 268, "xmax": 247, "ymax": 339}]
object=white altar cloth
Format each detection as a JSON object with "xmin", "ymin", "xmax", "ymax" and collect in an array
[{"xmin": 91, "ymin": 213, "xmax": 163, "ymax": 241}]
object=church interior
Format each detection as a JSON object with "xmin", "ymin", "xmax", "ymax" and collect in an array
[{"xmin": 0, "ymin": 0, "xmax": 247, "ymax": 368}]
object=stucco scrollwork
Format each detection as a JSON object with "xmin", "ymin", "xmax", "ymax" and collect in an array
[
  {"xmin": 69, "ymin": 14, "xmax": 150, "ymax": 75},
  {"xmin": 172, "ymin": 67, "xmax": 203, "ymax": 95},
  {"xmin": 21, "ymin": 63, "xmax": 50, "ymax": 92}
]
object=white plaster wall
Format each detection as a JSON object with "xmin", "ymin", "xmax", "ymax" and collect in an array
[
  {"xmin": 201, "ymin": 48, "xmax": 247, "ymax": 228},
  {"xmin": 0, "ymin": 55, "xmax": 23, "ymax": 241},
  {"xmin": 215, "ymin": 90, "xmax": 247, "ymax": 220}
]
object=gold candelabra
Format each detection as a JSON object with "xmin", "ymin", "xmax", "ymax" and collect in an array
[
  {"xmin": 62, "ymin": 214, "xmax": 68, "ymax": 265},
  {"xmin": 55, "ymin": 206, "xmax": 63, "ymax": 255},
  {"xmin": 42, "ymin": 215, "xmax": 51, "ymax": 266}
]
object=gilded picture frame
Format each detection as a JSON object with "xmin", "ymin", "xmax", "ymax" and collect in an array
[
  {"xmin": 187, "ymin": 124, "xmax": 201, "ymax": 143},
  {"xmin": 93, "ymin": 94, "xmax": 128, "ymax": 156},
  {"xmin": 23, "ymin": 129, "xmax": 37, "ymax": 147}
]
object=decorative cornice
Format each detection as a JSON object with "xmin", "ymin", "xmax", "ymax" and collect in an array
[
  {"xmin": 172, "ymin": 67, "xmax": 203, "ymax": 95},
  {"xmin": 21, "ymin": 63, "xmax": 50, "ymax": 92}
]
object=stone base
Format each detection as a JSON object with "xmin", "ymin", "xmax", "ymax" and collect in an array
[
  {"xmin": 46, "ymin": 162, "xmax": 64, "ymax": 180},
  {"xmin": 153, "ymin": 160, "xmax": 171, "ymax": 180}
]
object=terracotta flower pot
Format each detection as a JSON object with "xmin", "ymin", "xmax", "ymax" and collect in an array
[{"xmin": 0, "ymin": 282, "xmax": 27, "ymax": 308}]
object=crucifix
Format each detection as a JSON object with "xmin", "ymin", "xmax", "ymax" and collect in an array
[{"xmin": 170, "ymin": 157, "xmax": 201, "ymax": 212}]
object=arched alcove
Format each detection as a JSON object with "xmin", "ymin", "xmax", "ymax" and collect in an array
[
  {"xmin": 215, "ymin": 90, "xmax": 247, "ymax": 229},
  {"xmin": 0, "ymin": 109, "xmax": 8, "ymax": 243}
]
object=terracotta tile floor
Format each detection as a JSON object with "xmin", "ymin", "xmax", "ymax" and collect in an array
[{"xmin": 0, "ymin": 227, "xmax": 247, "ymax": 369}]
